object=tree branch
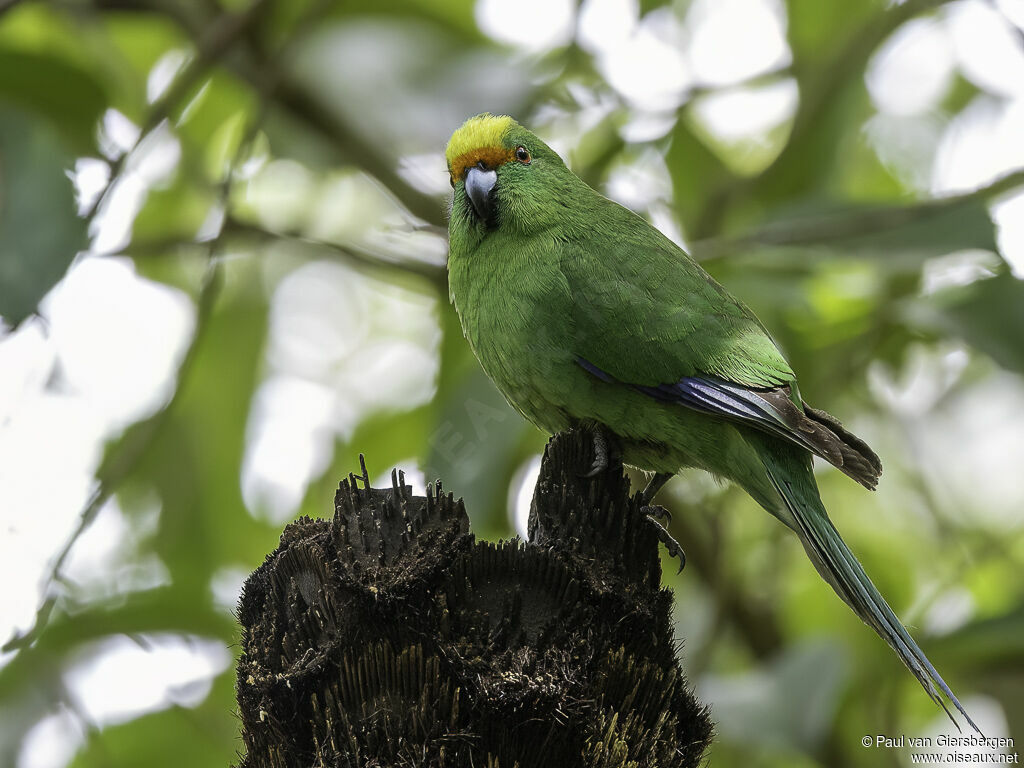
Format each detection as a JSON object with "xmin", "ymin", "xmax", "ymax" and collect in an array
[
  {"xmin": 221, "ymin": 216, "xmax": 448, "ymax": 288},
  {"xmin": 85, "ymin": 0, "xmax": 272, "ymax": 221},
  {"xmin": 269, "ymin": 81, "xmax": 448, "ymax": 227},
  {"xmin": 691, "ymin": 167, "xmax": 1024, "ymax": 261}
]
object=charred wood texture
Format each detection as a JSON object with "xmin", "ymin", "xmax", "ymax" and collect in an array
[{"xmin": 235, "ymin": 428, "xmax": 713, "ymax": 768}]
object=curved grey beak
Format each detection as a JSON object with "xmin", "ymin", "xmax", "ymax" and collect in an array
[{"xmin": 465, "ymin": 165, "xmax": 497, "ymax": 221}]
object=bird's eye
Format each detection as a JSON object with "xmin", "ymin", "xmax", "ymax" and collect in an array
[{"xmin": 515, "ymin": 146, "xmax": 531, "ymax": 164}]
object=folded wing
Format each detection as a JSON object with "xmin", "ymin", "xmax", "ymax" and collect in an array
[{"xmin": 577, "ymin": 357, "xmax": 882, "ymax": 489}]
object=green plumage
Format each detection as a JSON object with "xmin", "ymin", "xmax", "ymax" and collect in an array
[{"xmin": 445, "ymin": 115, "xmax": 975, "ymax": 730}]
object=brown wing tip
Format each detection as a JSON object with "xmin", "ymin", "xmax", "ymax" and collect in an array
[{"xmin": 803, "ymin": 405, "xmax": 883, "ymax": 490}]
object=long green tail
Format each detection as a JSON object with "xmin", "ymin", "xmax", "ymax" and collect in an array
[{"xmin": 760, "ymin": 451, "xmax": 979, "ymax": 733}]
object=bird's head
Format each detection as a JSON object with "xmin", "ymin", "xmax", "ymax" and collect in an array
[{"xmin": 445, "ymin": 114, "xmax": 576, "ymax": 237}]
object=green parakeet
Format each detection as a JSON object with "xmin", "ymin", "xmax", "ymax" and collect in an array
[{"xmin": 444, "ymin": 114, "xmax": 976, "ymax": 731}]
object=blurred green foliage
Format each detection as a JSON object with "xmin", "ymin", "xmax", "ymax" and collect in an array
[{"xmin": 1, "ymin": 0, "xmax": 1023, "ymax": 766}]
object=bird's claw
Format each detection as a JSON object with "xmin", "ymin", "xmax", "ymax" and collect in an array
[
  {"xmin": 643, "ymin": 509, "xmax": 686, "ymax": 573},
  {"xmin": 643, "ymin": 504, "xmax": 672, "ymax": 523}
]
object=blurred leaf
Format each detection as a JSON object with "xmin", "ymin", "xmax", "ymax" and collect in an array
[
  {"xmin": 638, "ymin": 0, "xmax": 671, "ymax": 16},
  {"xmin": 667, "ymin": 115, "xmax": 737, "ymax": 239},
  {"xmin": 175, "ymin": 72, "xmax": 255, "ymax": 182},
  {"xmin": 941, "ymin": 71, "xmax": 983, "ymax": 118},
  {"xmin": 297, "ymin": 300, "xmax": 539, "ymax": 538},
  {"xmin": 132, "ymin": 174, "xmax": 216, "ymax": 244},
  {"xmin": 330, "ymin": 0, "xmax": 482, "ymax": 43},
  {"xmin": 424, "ymin": 365, "xmax": 533, "ymax": 538},
  {"xmin": 297, "ymin": 402, "xmax": 435, "ymax": 523},
  {"xmin": 835, "ymin": 128, "xmax": 906, "ymax": 203},
  {"xmin": 111, "ymin": 262, "xmax": 279, "ymax": 595},
  {"xmin": 68, "ymin": 671, "xmax": 238, "ymax": 768},
  {"xmin": 706, "ymin": 250, "xmax": 921, "ymax": 398},
  {"xmin": 753, "ymin": 78, "xmax": 873, "ymax": 207},
  {"xmin": 0, "ymin": 50, "xmax": 106, "ymax": 154},
  {"xmin": 0, "ymin": 105, "xmax": 87, "ymax": 326},
  {"xmin": 425, "ymin": 303, "xmax": 535, "ymax": 538},
  {"xmin": 758, "ymin": 1, "xmax": 905, "ymax": 210},
  {"xmin": 734, "ymin": 197, "xmax": 998, "ymax": 259},
  {"xmin": 785, "ymin": 0, "xmax": 883, "ymax": 66},
  {"xmin": 266, "ymin": 0, "xmax": 483, "ymax": 59},
  {"xmin": 102, "ymin": 14, "xmax": 191, "ymax": 121},
  {"xmin": 287, "ymin": 18, "xmax": 533, "ymax": 166},
  {"xmin": 703, "ymin": 640, "xmax": 849, "ymax": 753},
  {"xmin": 0, "ymin": 586, "xmax": 236, "ymax": 763},
  {"xmin": 910, "ymin": 273, "xmax": 1024, "ymax": 374},
  {"xmin": 932, "ymin": 603, "xmax": 1024, "ymax": 672},
  {"xmin": 0, "ymin": 590, "xmax": 235, "ymax": 694},
  {"xmin": 572, "ymin": 112, "xmax": 626, "ymax": 190},
  {"xmin": 830, "ymin": 201, "xmax": 997, "ymax": 256},
  {"xmin": 0, "ymin": 5, "xmax": 129, "ymax": 119}
]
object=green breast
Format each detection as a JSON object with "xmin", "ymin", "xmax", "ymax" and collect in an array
[{"xmin": 448, "ymin": 233, "xmax": 578, "ymax": 433}]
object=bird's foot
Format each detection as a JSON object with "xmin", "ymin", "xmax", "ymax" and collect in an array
[
  {"xmin": 643, "ymin": 510, "xmax": 686, "ymax": 573},
  {"xmin": 636, "ymin": 471, "xmax": 672, "ymax": 507},
  {"xmin": 643, "ymin": 503, "xmax": 672, "ymax": 523},
  {"xmin": 581, "ymin": 424, "xmax": 614, "ymax": 478}
]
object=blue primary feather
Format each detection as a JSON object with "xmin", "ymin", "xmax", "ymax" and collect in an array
[
  {"xmin": 578, "ymin": 357, "xmax": 801, "ymax": 447},
  {"xmin": 576, "ymin": 357, "xmax": 886, "ymax": 489}
]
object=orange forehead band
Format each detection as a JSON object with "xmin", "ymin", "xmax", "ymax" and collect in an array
[{"xmin": 449, "ymin": 146, "xmax": 516, "ymax": 183}]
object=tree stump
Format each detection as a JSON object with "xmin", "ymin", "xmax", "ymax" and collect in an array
[{"xmin": 234, "ymin": 428, "xmax": 713, "ymax": 767}]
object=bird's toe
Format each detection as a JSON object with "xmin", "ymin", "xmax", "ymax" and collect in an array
[{"xmin": 644, "ymin": 513, "xmax": 686, "ymax": 572}]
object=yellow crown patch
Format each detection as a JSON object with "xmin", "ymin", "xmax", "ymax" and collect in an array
[
  {"xmin": 446, "ymin": 114, "xmax": 514, "ymax": 165},
  {"xmin": 446, "ymin": 114, "xmax": 518, "ymax": 183}
]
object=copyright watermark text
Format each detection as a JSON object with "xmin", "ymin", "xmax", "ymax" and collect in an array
[{"xmin": 861, "ymin": 735, "xmax": 1019, "ymax": 763}]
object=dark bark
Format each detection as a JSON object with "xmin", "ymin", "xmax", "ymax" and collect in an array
[{"xmin": 234, "ymin": 427, "xmax": 713, "ymax": 767}]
